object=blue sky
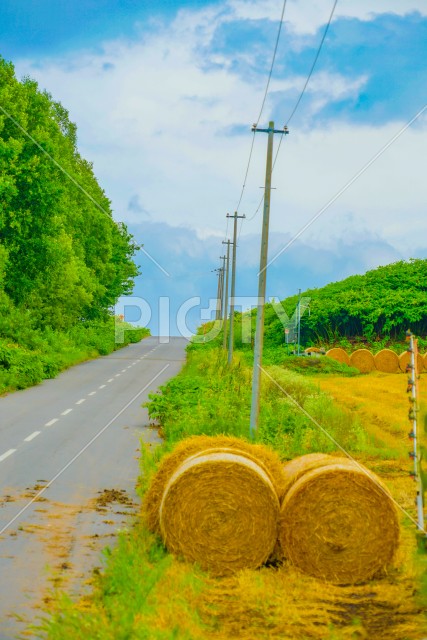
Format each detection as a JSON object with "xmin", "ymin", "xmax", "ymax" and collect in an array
[{"xmin": 2, "ymin": 0, "xmax": 427, "ymax": 335}]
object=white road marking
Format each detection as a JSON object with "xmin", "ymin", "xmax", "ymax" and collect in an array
[
  {"xmin": 0, "ymin": 449, "xmax": 16, "ymax": 462},
  {"xmin": 127, "ymin": 366, "xmax": 132, "ymax": 369},
  {"xmin": 99, "ymin": 384, "xmax": 106, "ymax": 389},
  {"xmin": 132, "ymin": 362, "xmax": 137, "ymax": 365},
  {"xmin": 115, "ymin": 374, "xmax": 121, "ymax": 377},
  {"xmin": 107, "ymin": 378, "xmax": 114, "ymax": 382},
  {"xmin": 76, "ymin": 399, "xmax": 85, "ymax": 405},
  {"xmin": 24, "ymin": 431, "xmax": 40, "ymax": 442},
  {"xmin": 45, "ymin": 418, "xmax": 58, "ymax": 427},
  {"xmin": 121, "ymin": 369, "xmax": 127, "ymax": 373},
  {"xmin": 88, "ymin": 391, "xmax": 96, "ymax": 396},
  {"xmin": 61, "ymin": 408, "xmax": 72, "ymax": 416}
]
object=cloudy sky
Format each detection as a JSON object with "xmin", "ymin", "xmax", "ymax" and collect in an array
[{"xmin": 2, "ymin": 0, "xmax": 427, "ymax": 335}]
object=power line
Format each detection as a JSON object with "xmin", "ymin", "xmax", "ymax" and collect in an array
[
  {"xmin": 233, "ymin": 0, "xmax": 288, "ymax": 218},
  {"xmin": 286, "ymin": 0, "xmax": 338, "ymax": 126},
  {"xmin": 245, "ymin": 0, "xmax": 338, "ymax": 223}
]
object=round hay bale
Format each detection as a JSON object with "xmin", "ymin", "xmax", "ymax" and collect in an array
[
  {"xmin": 160, "ymin": 450, "xmax": 280, "ymax": 576},
  {"xmin": 349, "ymin": 349, "xmax": 375, "ymax": 373},
  {"xmin": 279, "ymin": 463, "xmax": 400, "ymax": 584},
  {"xmin": 374, "ymin": 349, "xmax": 399, "ymax": 373},
  {"xmin": 282, "ymin": 452, "xmax": 352, "ymax": 497},
  {"xmin": 143, "ymin": 435, "xmax": 285, "ymax": 534},
  {"xmin": 399, "ymin": 350, "xmax": 424, "ymax": 374},
  {"xmin": 305, "ymin": 347, "xmax": 321, "ymax": 354},
  {"xmin": 325, "ymin": 347, "xmax": 350, "ymax": 366}
]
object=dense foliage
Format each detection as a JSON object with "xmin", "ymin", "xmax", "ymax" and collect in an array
[
  {"xmin": 262, "ymin": 259, "xmax": 427, "ymax": 349},
  {"xmin": 0, "ymin": 58, "xmax": 146, "ymax": 391}
]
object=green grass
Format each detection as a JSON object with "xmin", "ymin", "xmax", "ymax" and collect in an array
[{"xmin": 0, "ymin": 317, "xmax": 150, "ymax": 394}]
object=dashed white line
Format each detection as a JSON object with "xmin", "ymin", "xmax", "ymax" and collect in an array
[
  {"xmin": 107, "ymin": 378, "xmax": 114, "ymax": 383},
  {"xmin": 88, "ymin": 391, "xmax": 96, "ymax": 396},
  {"xmin": 61, "ymin": 408, "xmax": 72, "ymax": 416},
  {"xmin": 126, "ymin": 366, "xmax": 132, "ymax": 369},
  {"xmin": 99, "ymin": 384, "xmax": 106, "ymax": 389},
  {"xmin": 45, "ymin": 418, "xmax": 58, "ymax": 427},
  {"xmin": 0, "ymin": 449, "xmax": 16, "ymax": 462},
  {"xmin": 115, "ymin": 374, "xmax": 121, "ymax": 377},
  {"xmin": 24, "ymin": 431, "xmax": 41, "ymax": 442},
  {"xmin": 76, "ymin": 399, "xmax": 85, "ymax": 405},
  {"xmin": 132, "ymin": 362, "xmax": 137, "ymax": 365},
  {"xmin": 121, "ymin": 369, "xmax": 127, "ymax": 373}
]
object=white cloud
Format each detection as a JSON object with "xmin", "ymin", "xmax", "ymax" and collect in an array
[
  {"xmin": 12, "ymin": 0, "xmax": 427, "ymax": 265},
  {"xmin": 229, "ymin": 0, "xmax": 427, "ymax": 34}
]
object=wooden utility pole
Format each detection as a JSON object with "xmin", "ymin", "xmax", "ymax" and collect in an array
[
  {"xmin": 250, "ymin": 121, "xmax": 289, "ymax": 437},
  {"xmin": 407, "ymin": 330, "xmax": 424, "ymax": 532},
  {"xmin": 213, "ymin": 269, "xmax": 222, "ymax": 320},
  {"xmin": 219, "ymin": 256, "xmax": 226, "ymax": 321},
  {"xmin": 222, "ymin": 240, "xmax": 232, "ymax": 350},
  {"xmin": 227, "ymin": 211, "xmax": 245, "ymax": 364}
]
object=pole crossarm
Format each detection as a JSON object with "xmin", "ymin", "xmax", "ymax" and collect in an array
[{"xmin": 252, "ymin": 124, "xmax": 290, "ymax": 135}]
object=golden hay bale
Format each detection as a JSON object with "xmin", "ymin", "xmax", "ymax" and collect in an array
[
  {"xmin": 281, "ymin": 452, "xmax": 352, "ymax": 497},
  {"xmin": 325, "ymin": 347, "xmax": 350, "ymax": 366},
  {"xmin": 349, "ymin": 349, "xmax": 375, "ymax": 373},
  {"xmin": 374, "ymin": 349, "xmax": 399, "ymax": 373},
  {"xmin": 399, "ymin": 350, "xmax": 424, "ymax": 374},
  {"xmin": 159, "ymin": 450, "xmax": 280, "ymax": 576},
  {"xmin": 305, "ymin": 347, "xmax": 321, "ymax": 354},
  {"xmin": 143, "ymin": 435, "xmax": 285, "ymax": 534},
  {"xmin": 279, "ymin": 462, "xmax": 400, "ymax": 585}
]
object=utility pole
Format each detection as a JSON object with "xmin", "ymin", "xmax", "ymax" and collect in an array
[
  {"xmin": 227, "ymin": 211, "xmax": 245, "ymax": 364},
  {"xmin": 249, "ymin": 121, "xmax": 289, "ymax": 437},
  {"xmin": 213, "ymin": 269, "xmax": 222, "ymax": 320},
  {"xmin": 297, "ymin": 288, "xmax": 302, "ymax": 356},
  {"xmin": 219, "ymin": 256, "xmax": 226, "ymax": 321},
  {"xmin": 222, "ymin": 240, "xmax": 232, "ymax": 350}
]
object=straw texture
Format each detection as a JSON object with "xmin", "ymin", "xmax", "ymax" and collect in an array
[
  {"xmin": 281, "ymin": 453, "xmax": 351, "ymax": 496},
  {"xmin": 399, "ymin": 351, "xmax": 424, "ymax": 374},
  {"xmin": 279, "ymin": 462, "xmax": 400, "ymax": 584},
  {"xmin": 305, "ymin": 347, "xmax": 321, "ymax": 354},
  {"xmin": 374, "ymin": 349, "xmax": 399, "ymax": 373},
  {"xmin": 159, "ymin": 450, "xmax": 280, "ymax": 576},
  {"xmin": 326, "ymin": 348, "xmax": 350, "ymax": 366},
  {"xmin": 349, "ymin": 349, "xmax": 375, "ymax": 373},
  {"xmin": 143, "ymin": 435, "xmax": 285, "ymax": 534}
]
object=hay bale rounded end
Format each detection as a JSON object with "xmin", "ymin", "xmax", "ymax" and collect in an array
[
  {"xmin": 143, "ymin": 435, "xmax": 285, "ymax": 535},
  {"xmin": 349, "ymin": 348, "xmax": 375, "ymax": 373},
  {"xmin": 160, "ymin": 450, "xmax": 280, "ymax": 576},
  {"xmin": 281, "ymin": 452, "xmax": 352, "ymax": 497},
  {"xmin": 279, "ymin": 462, "xmax": 400, "ymax": 585},
  {"xmin": 374, "ymin": 349, "xmax": 399, "ymax": 373},
  {"xmin": 325, "ymin": 347, "xmax": 350, "ymax": 366},
  {"xmin": 399, "ymin": 350, "xmax": 424, "ymax": 374}
]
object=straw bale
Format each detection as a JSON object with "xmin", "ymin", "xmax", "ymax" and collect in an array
[
  {"xmin": 143, "ymin": 435, "xmax": 285, "ymax": 534},
  {"xmin": 374, "ymin": 349, "xmax": 399, "ymax": 373},
  {"xmin": 304, "ymin": 347, "xmax": 321, "ymax": 354},
  {"xmin": 349, "ymin": 349, "xmax": 375, "ymax": 373},
  {"xmin": 399, "ymin": 350, "xmax": 424, "ymax": 374},
  {"xmin": 281, "ymin": 452, "xmax": 352, "ymax": 497},
  {"xmin": 159, "ymin": 450, "xmax": 280, "ymax": 576},
  {"xmin": 279, "ymin": 462, "xmax": 399, "ymax": 585},
  {"xmin": 325, "ymin": 348, "xmax": 350, "ymax": 366}
]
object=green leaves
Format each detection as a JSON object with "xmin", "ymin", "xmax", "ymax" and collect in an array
[{"xmin": 0, "ymin": 56, "xmax": 139, "ymax": 330}]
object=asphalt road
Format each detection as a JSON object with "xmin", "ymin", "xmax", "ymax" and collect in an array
[{"xmin": 0, "ymin": 336, "xmax": 187, "ymax": 639}]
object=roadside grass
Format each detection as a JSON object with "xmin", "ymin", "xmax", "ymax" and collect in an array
[
  {"xmin": 35, "ymin": 344, "xmax": 427, "ymax": 639},
  {"xmin": 0, "ymin": 318, "xmax": 149, "ymax": 394}
]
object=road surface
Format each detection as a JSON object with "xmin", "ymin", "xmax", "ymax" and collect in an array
[{"xmin": 0, "ymin": 336, "xmax": 187, "ymax": 639}]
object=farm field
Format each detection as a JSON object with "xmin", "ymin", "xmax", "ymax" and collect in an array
[{"xmin": 37, "ymin": 356, "xmax": 427, "ymax": 640}]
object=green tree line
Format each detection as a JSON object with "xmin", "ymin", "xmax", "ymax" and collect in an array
[{"xmin": 0, "ymin": 57, "xmax": 147, "ymax": 391}]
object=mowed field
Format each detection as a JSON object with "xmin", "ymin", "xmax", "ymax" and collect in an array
[{"xmin": 39, "ymin": 368, "xmax": 427, "ymax": 640}]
